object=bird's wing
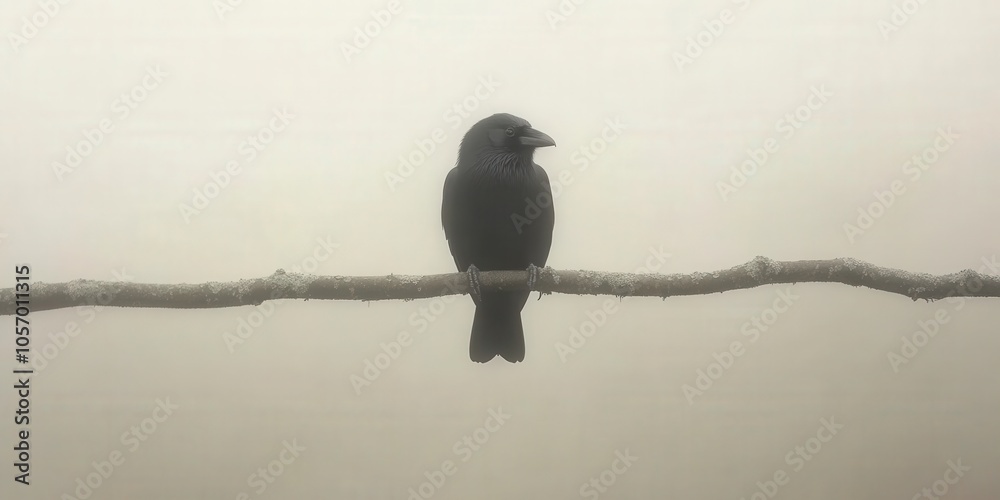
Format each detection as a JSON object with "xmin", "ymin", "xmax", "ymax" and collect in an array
[
  {"xmin": 441, "ymin": 167, "xmax": 469, "ymax": 271},
  {"xmin": 528, "ymin": 163, "xmax": 555, "ymax": 267},
  {"xmin": 441, "ymin": 167, "xmax": 458, "ymax": 238}
]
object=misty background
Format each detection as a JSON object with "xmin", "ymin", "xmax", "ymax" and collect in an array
[{"xmin": 2, "ymin": 0, "xmax": 999, "ymax": 498}]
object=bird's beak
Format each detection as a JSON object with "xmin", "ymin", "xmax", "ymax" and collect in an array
[{"xmin": 518, "ymin": 127, "xmax": 556, "ymax": 148}]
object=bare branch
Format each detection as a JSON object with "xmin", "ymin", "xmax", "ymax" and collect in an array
[{"xmin": 2, "ymin": 257, "xmax": 998, "ymax": 315}]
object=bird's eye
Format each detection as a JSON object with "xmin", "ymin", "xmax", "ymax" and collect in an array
[{"xmin": 504, "ymin": 127, "xmax": 515, "ymax": 137}]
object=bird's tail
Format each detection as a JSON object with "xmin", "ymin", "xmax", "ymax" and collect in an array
[{"xmin": 470, "ymin": 292, "xmax": 527, "ymax": 363}]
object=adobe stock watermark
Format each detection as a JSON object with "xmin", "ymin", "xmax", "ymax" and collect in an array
[
  {"xmin": 178, "ymin": 107, "xmax": 294, "ymax": 223},
  {"xmin": 60, "ymin": 398, "xmax": 179, "ymax": 500},
  {"xmin": 579, "ymin": 449, "xmax": 638, "ymax": 499},
  {"xmin": 234, "ymin": 439, "xmax": 306, "ymax": 499},
  {"xmin": 341, "ymin": 0, "xmax": 406, "ymax": 63},
  {"xmin": 30, "ymin": 268, "xmax": 135, "ymax": 374},
  {"xmin": 52, "ymin": 65, "xmax": 168, "ymax": 182},
  {"xmin": 555, "ymin": 245, "xmax": 669, "ymax": 362},
  {"xmin": 7, "ymin": 0, "xmax": 73, "ymax": 53},
  {"xmin": 223, "ymin": 235, "xmax": 339, "ymax": 354},
  {"xmin": 511, "ymin": 117, "xmax": 625, "ymax": 233},
  {"xmin": 878, "ymin": 0, "xmax": 932, "ymax": 41},
  {"xmin": 404, "ymin": 407, "xmax": 510, "ymax": 500},
  {"xmin": 737, "ymin": 417, "xmax": 844, "ymax": 500},
  {"xmin": 843, "ymin": 126, "xmax": 958, "ymax": 243},
  {"xmin": 887, "ymin": 254, "xmax": 998, "ymax": 373},
  {"xmin": 672, "ymin": 0, "xmax": 755, "ymax": 72},
  {"xmin": 384, "ymin": 75, "xmax": 501, "ymax": 192},
  {"xmin": 212, "ymin": 0, "xmax": 250, "ymax": 21},
  {"xmin": 910, "ymin": 459, "xmax": 971, "ymax": 500},
  {"xmin": 545, "ymin": 0, "xmax": 590, "ymax": 30},
  {"xmin": 717, "ymin": 85, "xmax": 833, "ymax": 201},
  {"xmin": 554, "ymin": 299, "xmax": 620, "ymax": 363},
  {"xmin": 350, "ymin": 275, "xmax": 466, "ymax": 396},
  {"xmin": 682, "ymin": 287, "xmax": 799, "ymax": 404},
  {"xmin": 555, "ymin": 245, "xmax": 671, "ymax": 363}
]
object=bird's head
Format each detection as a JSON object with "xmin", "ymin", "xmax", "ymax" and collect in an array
[{"xmin": 457, "ymin": 113, "xmax": 555, "ymax": 169}]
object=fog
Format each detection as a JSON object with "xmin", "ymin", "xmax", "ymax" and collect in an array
[{"xmin": 1, "ymin": 0, "xmax": 999, "ymax": 498}]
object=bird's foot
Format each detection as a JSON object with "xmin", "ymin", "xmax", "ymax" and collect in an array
[
  {"xmin": 466, "ymin": 264, "xmax": 482, "ymax": 305},
  {"xmin": 526, "ymin": 263, "xmax": 542, "ymax": 300}
]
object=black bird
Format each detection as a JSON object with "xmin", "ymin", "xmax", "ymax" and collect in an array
[{"xmin": 441, "ymin": 113, "xmax": 556, "ymax": 363}]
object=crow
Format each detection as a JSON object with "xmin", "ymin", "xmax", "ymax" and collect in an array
[{"xmin": 441, "ymin": 113, "xmax": 556, "ymax": 363}]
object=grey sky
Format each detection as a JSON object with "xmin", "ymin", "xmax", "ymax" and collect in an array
[{"xmin": 1, "ymin": 0, "xmax": 998, "ymax": 498}]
